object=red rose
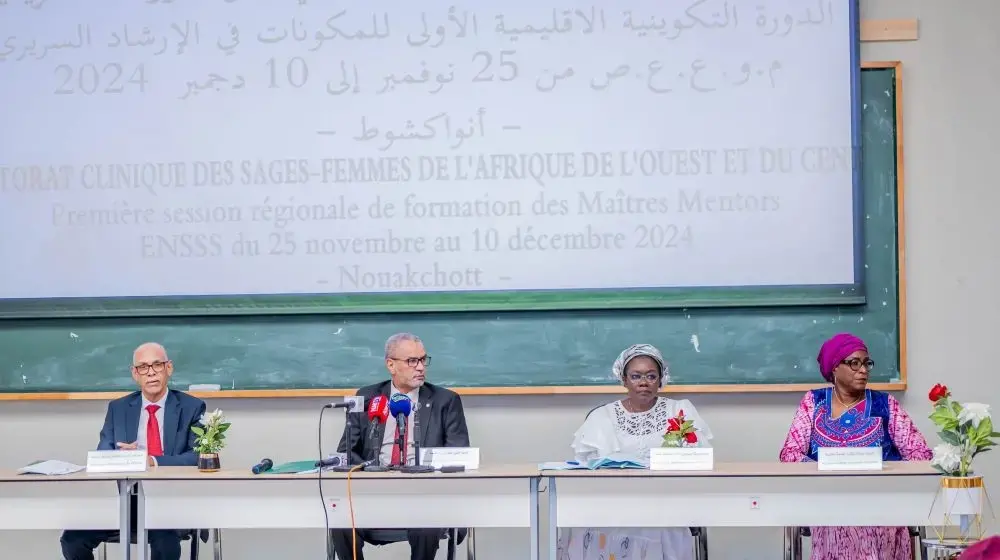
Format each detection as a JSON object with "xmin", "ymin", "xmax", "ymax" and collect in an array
[
  {"xmin": 929, "ymin": 383, "xmax": 950, "ymax": 402},
  {"xmin": 684, "ymin": 431, "xmax": 698, "ymax": 444},
  {"xmin": 678, "ymin": 409, "xmax": 685, "ymax": 419},
  {"xmin": 667, "ymin": 418, "xmax": 681, "ymax": 432}
]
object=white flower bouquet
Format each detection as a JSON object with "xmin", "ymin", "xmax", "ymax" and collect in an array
[
  {"xmin": 191, "ymin": 409, "xmax": 231, "ymax": 455},
  {"xmin": 927, "ymin": 383, "xmax": 999, "ymax": 476}
]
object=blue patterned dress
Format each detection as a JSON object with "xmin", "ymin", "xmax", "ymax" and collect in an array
[
  {"xmin": 805, "ymin": 388, "xmax": 903, "ymax": 461},
  {"xmin": 780, "ymin": 388, "xmax": 932, "ymax": 560}
]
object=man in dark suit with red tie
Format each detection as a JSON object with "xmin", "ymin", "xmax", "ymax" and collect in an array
[
  {"xmin": 330, "ymin": 332, "xmax": 471, "ymax": 560},
  {"xmin": 60, "ymin": 342, "xmax": 207, "ymax": 560}
]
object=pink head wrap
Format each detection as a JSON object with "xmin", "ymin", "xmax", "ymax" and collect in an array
[
  {"xmin": 816, "ymin": 333, "xmax": 869, "ymax": 382},
  {"xmin": 960, "ymin": 536, "xmax": 1000, "ymax": 560}
]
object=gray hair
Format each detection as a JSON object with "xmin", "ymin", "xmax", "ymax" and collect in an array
[
  {"xmin": 384, "ymin": 332, "xmax": 423, "ymax": 359},
  {"xmin": 132, "ymin": 342, "xmax": 168, "ymax": 365},
  {"xmin": 611, "ymin": 343, "xmax": 669, "ymax": 386}
]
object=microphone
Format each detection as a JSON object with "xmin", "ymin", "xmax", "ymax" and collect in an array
[
  {"xmin": 324, "ymin": 402, "xmax": 353, "ymax": 409},
  {"xmin": 388, "ymin": 394, "xmax": 412, "ymax": 469},
  {"xmin": 251, "ymin": 458, "xmax": 273, "ymax": 475},
  {"xmin": 331, "ymin": 395, "xmax": 365, "ymax": 472},
  {"xmin": 363, "ymin": 395, "xmax": 390, "ymax": 472},
  {"xmin": 401, "ymin": 400, "xmax": 433, "ymax": 474}
]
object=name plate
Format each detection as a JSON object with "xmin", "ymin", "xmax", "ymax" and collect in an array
[
  {"xmin": 817, "ymin": 447, "xmax": 883, "ymax": 471},
  {"xmin": 86, "ymin": 450, "xmax": 149, "ymax": 473},
  {"xmin": 418, "ymin": 447, "xmax": 480, "ymax": 470},
  {"xmin": 649, "ymin": 447, "xmax": 714, "ymax": 471}
]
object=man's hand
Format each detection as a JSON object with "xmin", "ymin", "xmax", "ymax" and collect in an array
[
  {"xmin": 115, "ymin": 442, "xmax": 138, "ymax": 450},
  {"xmin": 147, "ymin": 456, "xmax": 157, "ymax": 468}
]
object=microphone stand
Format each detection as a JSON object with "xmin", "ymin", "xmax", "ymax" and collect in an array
[
  {"xmin": 401, "ymin": 406, "xmax": 433, "ymax": 474},
  {"xmin": 363, "ymin": 421, "xmax": 389, "ymax": 472},
  {"xmin": 332, "ymin": 406, "xmax": 356, "ymax": 472}
]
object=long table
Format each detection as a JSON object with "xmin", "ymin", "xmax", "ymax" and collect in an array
[
  {"xmin": 0, "ymin": 461, "xmax": 952, "ymax": 560},
  {"xmin": 0, "ymin": 471, "xmax": 131, "ymax": 560},
  {"xmin": 129, "ymin": 464, "xmax": 541, "ymax": 560},
  {"xmin": 542, "ymin": 461, "xmax": 944, "ymax": 560}
]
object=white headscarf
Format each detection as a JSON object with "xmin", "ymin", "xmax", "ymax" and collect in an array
[{"xmin": 611, "ymin": 344, "xmax": 669, "ymax": 386}]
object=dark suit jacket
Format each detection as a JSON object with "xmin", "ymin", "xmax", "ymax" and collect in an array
[
  {"xmin": 97, "ymin": 389, "xmax": 207, "ymax": 467},
  {"xmin": 337, "ymin": 381, "xmax": 470, "ymax": 465}
]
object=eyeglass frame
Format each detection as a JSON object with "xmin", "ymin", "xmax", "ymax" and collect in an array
[
  {"xmin": 389, "ymin": 355, "xmax": 431, "ymax": 368},
  {"xmin": 132, "ymin": 360, "xmax": 172, "ymax": 375},
  {"xmin": 625, "ymin": 372, "xmax": 660, "ymax": 383},
  {"xmin": 840, "ymin": 357, "xmax": 875, "ymax": 372}
]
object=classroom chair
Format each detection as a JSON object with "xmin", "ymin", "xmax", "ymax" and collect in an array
[
  {"xmin": 783, "ymin": 526, "xmax": 927, "ymax": 560},
  {"xmin": 97, "ymin": 528, "xmax": 222, "ymax": 560},
  {"xmin": 335, "ymin": 528, "xmax": 476, "ymax": 560}
]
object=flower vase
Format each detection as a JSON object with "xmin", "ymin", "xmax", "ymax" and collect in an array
[
  {"xmin": 933, "ymin": 475, "xmax": 987, "ymax": 544},
  {"xmin": 198, "ymin": 453, "xmax": 221, "ymax": 472}
]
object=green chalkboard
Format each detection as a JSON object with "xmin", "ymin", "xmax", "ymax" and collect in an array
[{"xmin": 0, "ymin": 64, "xmax": 904, "ymax": 394}]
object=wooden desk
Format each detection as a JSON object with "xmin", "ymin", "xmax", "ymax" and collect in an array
[
  {"xmin": 130, "ymin": 465, "xmax": 542, "ymax": 560},
  {"xmin": 0, "ymin": 471, "xmax": 132, "ymax": 560},
  {"xmin": 542, "ymin": 461, "xmax": 943, "ymax": 560}
]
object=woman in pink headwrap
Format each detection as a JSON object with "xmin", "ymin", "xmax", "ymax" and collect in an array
[{"xmin": 778, "ymin": 333, "xmax": 933, "ymax": 560}]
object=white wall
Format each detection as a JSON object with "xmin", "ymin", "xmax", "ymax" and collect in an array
[{"xmin": 3, "ymin": 0, "xmax": 999, "ymax": 558}]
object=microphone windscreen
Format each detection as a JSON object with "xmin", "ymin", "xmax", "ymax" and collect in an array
[
  {"xmin": 367, "ymin": 395, "xmax": 387, "ymax": 420},
  {"xmin": 375, "ymin": 396, "xmax": 390, "ymax": 422},
  {"xmin": 388, "ymin": 393, "xmax": 412, "ymax": 417},
  {"xmin": 377, "ymin": 398, "xmax": 391, "ymax": 422}
]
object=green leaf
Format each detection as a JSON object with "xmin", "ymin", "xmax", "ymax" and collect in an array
[
  {"xmin": 938, "ymin": 430, "xmax": 962, "ymax": 446},
  {"xmin": 970, "ymin": 418, "xmax": 994, "ymax": 447},
  {"xmin": 930, "ymin": 410, "xmax": 959, "ymax": 431},
  {"xmin": 191, "ymin": 426, "xmax": 205, "ymax": 436},
  {"xmin": 951, "ymin": 401, "xmax": 964, "ymax": 417},
  {"xmin": 931, "ymin": 463, "xmax": 954, "ymax": 476}
]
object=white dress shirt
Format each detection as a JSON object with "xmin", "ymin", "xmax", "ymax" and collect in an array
[
  {"xmin": 379, "ymin": 384, "xmax": 419, "ymax": 466},
  {"xmin": 136, "ymin": 392, "xmax": 168, "ymax": 458}
]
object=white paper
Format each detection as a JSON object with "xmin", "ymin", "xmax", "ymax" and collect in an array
[
  {"xmin": 649, "ymin": 447, "xmax": 714, "ymax": 471},
  {"xmin": 86, "ymin": 450, "xmax": 149, "ymax": 473},
  {"xmin": 18, "ymin": 459, "xmax": 85, "ymax": 475},
  {"xmin": 419, "ymin": 447, "xmax": 480, "ymax": 470},
  {"xmin": 817, "ymin": 447, "xmax": 883, "ymax": 471}
]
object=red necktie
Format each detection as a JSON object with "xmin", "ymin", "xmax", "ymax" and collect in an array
[
  {"xmin": 146, "ymin": 404, "xmax": 163, "ymax": 457},
  {"xmin": 390, "ymin": 417, "xmax": 409, "ymax": 466}
]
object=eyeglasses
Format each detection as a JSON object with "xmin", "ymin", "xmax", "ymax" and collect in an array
[
  {"xmin": 626, "ymin": 372, "xmax": 659, "ymax": 383},
  {"xmin": 133, "ymin": 361, "xmax": 170, "ymax": 375},
  {"xmin": 392, "ymin": 355, "xmax": 431, "ymax": 367},
  {"xmin": 841, "ymin": 358, "xmax": 875, "ymax": 372}
]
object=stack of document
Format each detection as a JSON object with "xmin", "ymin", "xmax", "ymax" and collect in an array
[
  {"xmin": 18, "ymin": 460, "xmax": 85, "ymax": 475},
  {"xmin": 540, "ymin": 455, "xmax": 646, "ymax": 470}
]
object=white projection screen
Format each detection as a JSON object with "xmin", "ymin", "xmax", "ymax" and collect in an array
[{"xmin": 0, "ymin": 0, "xmax": 862, "ymax": 316}]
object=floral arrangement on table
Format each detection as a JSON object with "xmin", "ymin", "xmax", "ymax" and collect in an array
[
  {"xmin": 191, "ymin": 409, "xmax": 231, "ymax": 471},
  {"xmin": 928, "ymin": 384, "xmax": 998, "ymax": 477},
  {"xmin": 661, "ymin": 409, "xmax": 699, "ymax": 447}
]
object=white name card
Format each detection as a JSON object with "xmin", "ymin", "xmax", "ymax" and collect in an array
[
  {"xmin": 649, "ymin": 447, "xmax": 714, "ymax": 471},
  {"xmin": 418, "ymin": 447, "xmax": 480, "ymax": 470},
  {"xmin": 817, "ymin": 447, "xmax": 883, "ymax": 471},
  {"xmin": 86, "ymin": 450, "xmax": 149, "ymax": 473}
]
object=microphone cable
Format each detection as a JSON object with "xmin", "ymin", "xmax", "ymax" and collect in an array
[
  {"xmin": 318, "ymin": 405, "xmax": 332, "ymax": 560},
  {"xmin": 318, "ymin": 403, "xmax": 364, "ymax": 560}
]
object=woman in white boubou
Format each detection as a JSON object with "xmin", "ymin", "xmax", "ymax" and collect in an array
[{"xmin": 558, "ymin": 344, "xmax": 713, "ymax": 560}]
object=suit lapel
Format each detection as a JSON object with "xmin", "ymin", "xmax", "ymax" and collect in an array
[
  {"xmin": 418, "ymin": 385, "xmax": 432, "ymax": 446},
  {"xmin": 162, "ymin": 391, "xmax": 181, "ymax": 454},
  {"xmin": 125, "ymin": 393, "xmax": 141, "ymax": 443}
]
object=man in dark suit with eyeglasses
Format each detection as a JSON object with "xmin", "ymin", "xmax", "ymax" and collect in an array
[
  {"xmin": 60, "ymin": 342, "xmax": 206, "ymax": 560},
  {"xmin": 330, "ymin": 332, "xmax": 471, "ymax": 560}
]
